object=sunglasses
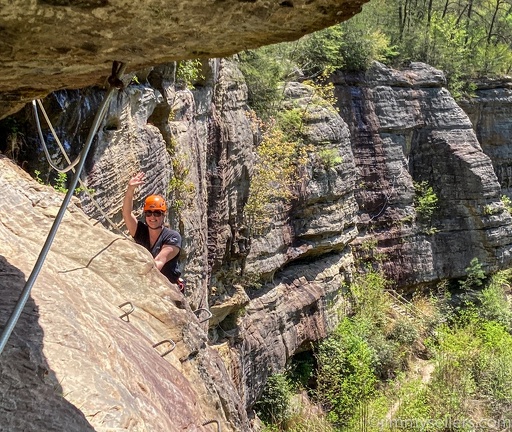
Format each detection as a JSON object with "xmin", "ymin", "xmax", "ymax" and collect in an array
[{"xmin": 145, "ymin": 210, "xmax": 164, "ymax": 217}]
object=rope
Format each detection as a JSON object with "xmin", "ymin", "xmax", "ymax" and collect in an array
[
  {"xmin": 0, "ymin": 62, "xmax": 127, "ymax": 356},
  {"xmin": 32, "ymin": 100, "xmax": 81, "ymax": 174},
  {"xmin": 32, "ymin": 98, "xmax": 127, "ymax": 237}
]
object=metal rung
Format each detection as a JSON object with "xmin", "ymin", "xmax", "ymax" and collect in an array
[
  {"xmin": 118, "ymin": 302, "xmax": 134, "ymax": 322},
  {"xmin": 152, "ymin": 339, "xmax": 176, "ymax": 357},
  {"xmin": 193, "ymin": 308, "xmax": 213, "ymax": 323},
  {"xmin": 202, "ymin": 419, "xmax": 221, "ymax": 431}
]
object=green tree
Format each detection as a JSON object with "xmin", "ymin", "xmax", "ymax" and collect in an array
[
  {"xmin": 238, "ymin": 46, "xmax": 289, "ymax": 119},
  {"xmin": 175, "ymin": 59, "xmax": 204, "ymax": 89},
  {"xmin": 459, "ymin": 257, "xmax": 486, "ymax": 290},
  {"xmin": 255, "ymin": 373, "xmax": 293, "ymax": 427},
  {"xmin": 414, "ymin": 181, "xmax": 439, "ymax": 230},
  {"xmin": 316, "ymin": 318, "xmax": 377, "ymax": 426}
]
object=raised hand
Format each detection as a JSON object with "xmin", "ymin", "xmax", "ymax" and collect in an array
[{"xmin": 128, "ymin": 172, "xmax": 145, "ymax": 189}]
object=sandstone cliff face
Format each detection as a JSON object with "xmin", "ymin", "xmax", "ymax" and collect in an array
[
  {"xmin": 0, "ymin": 0, "xmax": 369, "ymax": 119},
  {"xmin": 458, "ymin": 78, "xmax": 512, "ymax": 198},
  {"xmin": 2, "ymin": 60, "xmax": 512, "ymax": 430},
  {"xmin": 0, "ymin": 156, "xmax": 249, "ymax": 431},
  {"xmin": 334, "ymin": 62, "xmax": 512, "ymax": 288}
]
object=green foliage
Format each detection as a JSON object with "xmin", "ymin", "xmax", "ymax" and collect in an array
[
  {"xmin": 291, "ymin": 25, "xmax": 345, "ymax": 78},
  {"xmin": 392, "ymin": 378, "xmax": 432, "ymax": 425},
  {"xmin": 255, "ymin": 374, "xmax": 293, "ymax": 427},
  {"xmin": 34, "ymin": 169, "xmax": 45, "ymax": 185},
  {"xmin": 0, "ymin": 117, "xmax": 26, "ymax": 162},
  {"xmin": 475, "ymin": 321, "xmax": 512, "ymax": 415},
  {"xmin": 459, "ymin": 257, "xmax": 486, "ymax": 291},
  {"xmin": 423, "ymin": 13, "xmax": 471, "ymax": 98},
  {"xmin": 340, "ymin": 0, "xmax": 512, "ymax": 94},
  {"xmin": 301, "ymin": 80, "xmax": 337, "ymax": 109},
  {"xmin": 53, "ymin": 172, "xmax": 69, "ymax": 194},
  {"xmin": 238, "ymin": 47, "xmax": 289, "ymax": 120},
  {"xmin": 238, "ymin": 0, "xmax": 512, "ymax": 96},
  {"xmin": 389, "ymin": 318, "xmax": 419, "ymax": 345},
  {"xmin": 175, "ymin": 59, "xmax": 204, "ymax": 89},
  {"xmin": 275, "ymin": 108, "xmax": 304, "ymax": 142},
  {"xmin": 413, "ymin": 181, "xmax": 438, "ymax": 231},
  {"xmin": 426, "ymin": 317, "xmax": 512, "ymax": 423},
  {"xmin": 483, "ymin": 203, "xmax": 500, "ymax": 215},
  {"xmin": 349, "ymin": 269, "xmax": 390, "ymax": 327},
  {"xmin": 167, "ymin": 157, "xmax": 196, "ymax": 214},
  {"xmin": 244, "ymin": 126, "xmax": 308, "ymax": 233},
  {"xmin": 428, "ymin": 324, "xmax": 478, "ymax": 421},
  {"xmin": 316, "ymin": 317, "xmax": 378, "ymax": 426},
  {"xmin": 501, "ymin": 195, "xmax": 512, "ymax": 213},
  {"xmin": 317, "ymin": 148, "xmax": 343, "ymax": 170},
  {"xmin": 475, "ymin": 270, "xmax": 512, "ymax": 330},
  {"xmin": 35, "ymin": 170, "xmax": 94, "ymax": 196},
  {"xmin": 237, "ymin": 29, "xmax": 342, "ymax": 119},
  {"xmin": 260, "ymin": 267, "xmax": 512, "ymax": 431},
  {"xmin": 340, "ymin": 26, "xmax": 398, "ymax": 71}
]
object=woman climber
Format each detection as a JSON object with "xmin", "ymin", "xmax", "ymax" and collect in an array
[{"xmin": 122, "ymin": 172, "xmax": 184, "ymax": 291}]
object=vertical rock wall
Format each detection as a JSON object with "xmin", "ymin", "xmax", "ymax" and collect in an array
[
  {"xmin": 458, "ymin": 79, "xmax": 512, "ymax": 198},
  {"xmin": 5, "ymin": 59, "xmax": 512, "ymax": 427},
  {"xmin": 334, "ymin": 62, "xmax": 512, "ymax": 288}
]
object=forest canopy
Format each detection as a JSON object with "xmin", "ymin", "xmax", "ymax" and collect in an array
[{"xmin": 238, "ymin": 0, "xmax": 512, "ymax": 98}]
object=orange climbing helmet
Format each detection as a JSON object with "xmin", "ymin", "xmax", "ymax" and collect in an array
[{"xmin": 144, "ymin": 195, "xmax": 167, "ymax": 212}]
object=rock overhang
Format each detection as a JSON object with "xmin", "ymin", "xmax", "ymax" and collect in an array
[{"xmin": 0, "ymin": 0, "xmax": 369, "ymax": 119}]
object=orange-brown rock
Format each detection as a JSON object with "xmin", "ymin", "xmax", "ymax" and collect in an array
[{"xmin": 0, "ymin": 155, "xmax": 249, "ymax": 431}]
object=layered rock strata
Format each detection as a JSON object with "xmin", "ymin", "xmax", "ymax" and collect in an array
[
  {"xmin": 3, "ymin": 60, "xmax": 512, "ymax": 430},
  {"xmin": 0, "ymin": 156, "xmax": 249, "ymax": 431},
  {"xmin": 458, "ymin": 78, "xmax": 512, "ymax": 198},
  {"xmin": 334, "ymin": 62, "xmax": 512, "ymax": 287},
  {"xmin": 0, "ymin": 0, "xmax": 369, "ymax": 119}
]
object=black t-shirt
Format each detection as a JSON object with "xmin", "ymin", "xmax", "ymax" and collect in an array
[{"xmin": 133, "ymin": 221, "xmax": 182, "ymax": 283}]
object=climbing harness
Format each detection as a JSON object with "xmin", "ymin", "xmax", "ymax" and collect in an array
[
  {"xmin": 32, "ymin": 98, "xmax": 127, "ymax": 237},
  {"xmin": 0, "ymin": 62, "xmax": 127, "ymax": 356}
]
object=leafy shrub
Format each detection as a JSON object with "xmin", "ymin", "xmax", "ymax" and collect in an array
[
  {"xmin": 368, "ymin": 332, "xmax": 403, "ymax": 380},
  {"xmin": 291, "ymin": 25, "xmax": 345, "ymax": 78},
  {"xmin": 35, "ymin": 170, "xmax": 94, "ymax": 196},
  {"xmin": 339, "ymin": 26, "xmax": 397, "ymax": 71},
  {"xmin": 256, "ymin": 374, "xmax": 293, "ymax": 427},
  {"xmin": 475, "ymin": 272, "xmax": 512, "ymax": 331},
  {"xmin": 316, "ymin": 317, "xmax": 377, "ymax": 426},
  {"xmin": 317, "ymin": 148, "xmax": 343, "ymax": 170},
  {"xmin": 349, "ymin": 269, "xmax": 390, "ymax": 328},
  {"xmin": 413, "ymin": 181, "xmax": 438, "ymax": 225},
  {"xmin": 459, "ymin": 257, "xmax": 486, "ymax": 291},
  {"xmin": 167, "ymin": 157, "xmax": 195, "ymax": 214},
  {"xmin": 238, "ymin": 47, "xmax": 288, "ymax": 119},
  {"xmin": 389, "ymin": 318, "xmax": 419, "ymax": 346},
  {"xmin": 501, "ymin": 195, "xmax": 512, "ymax": 213},
  {"xmin": 175, "ymin": 59, "xmax": 204, "ymax": 89},
  {"xmin": 244, "ymin": 126, "xmax": 307, "ymax": 233},
  {"xmin": 275, "ymin": 108, "xmax": 305, "ymax": 142}
]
